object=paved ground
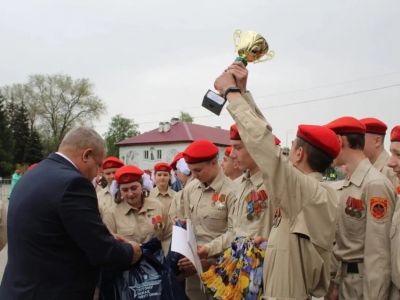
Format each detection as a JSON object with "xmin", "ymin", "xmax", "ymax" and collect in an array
[{"xmin": 0, "ymin": 246, "xmax": 6, "ymax": 281}]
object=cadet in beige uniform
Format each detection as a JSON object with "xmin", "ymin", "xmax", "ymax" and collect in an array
[
  {"xmin": 229, "ymin": 123, "xmax": 275, "ymax": 240},
  {"xmin": 169, "ymin": 155, "xmax": 193, "ymax": 220},
  {"xmin": 360, "ymin": 117, "xmax": 399, "ymax": 190},
  {"xmin": 325, "ymin": 116, "xmax": 396, "ymax": 300},
  {"xmin": 388, "ymin": 125, "xmax": 400, "ymax": 298},
  {"xmin": 149, "ymin": 162, "xmax": 176, "ymax": 212},
  {"xmin": 221, "ymin": 146, "xmax": 243, "ymax": 183},
  {"xmin": 96, "ymin": 156, "xmax": 124, "ymax": 216},
  {"xmin": 103, "ymin": 165, "xmax": 172, "ymax": 255},
  {"xmin": 214, "ymin": 62, "xmax": 341, "ymax": 299},
  {"xmin": 178, "ymin": 140, "xmax": 236, "ymax": 300}
]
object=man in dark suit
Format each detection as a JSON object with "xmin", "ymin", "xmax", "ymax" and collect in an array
[{"xmin": 0, "ymin": 127, "xmax": 142, "ymax": 300}]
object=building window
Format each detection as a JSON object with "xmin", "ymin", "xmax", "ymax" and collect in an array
[
  {"xmin": 144, "ymin": 150, "xmax": 149, "ymax": 160},
  {"xmin": 157, "ymin": 149, "xmax": 162, "ymax": 159}
]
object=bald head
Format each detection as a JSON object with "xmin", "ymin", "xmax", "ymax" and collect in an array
[
  {"xmin": 59, "ymin": 127, "xmax": 105, "ymax": 153},
  {"xmin": 59, "ymin": 127, "xmax": 105, "ymax": 180}
]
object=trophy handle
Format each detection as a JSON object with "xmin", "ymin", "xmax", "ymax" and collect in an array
[
  {"xmin": 233, "ymin": 30, "xmax": 242, "ymax": 50},
  {"xmin": 254, "ymin": 50, "xmax": 275, "ymax": 63}
]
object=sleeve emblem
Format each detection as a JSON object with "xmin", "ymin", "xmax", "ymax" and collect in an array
[{"xmin": 369, "ymin": 197, "xmax": 388, "ymax": 220}]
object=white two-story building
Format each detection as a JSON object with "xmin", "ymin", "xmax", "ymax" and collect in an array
[{"xmin": 117, "ymin": 119, "xmax": 230, "ymax": 170}]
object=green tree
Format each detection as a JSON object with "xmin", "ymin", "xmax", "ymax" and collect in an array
[
  {"xmin": 9, "ymin": 102, "xmax": 31, "ymax": 164},
  {"xmin": 0, "ymin": 94, "xmax": 14, "ymax": 176},
  {"xmin": 179, "ymin": 111, "xmax": 194, "ymax": 123},
  {"xmin": 25, "ymin": 129, "xmax": 44, "ymax": 164},
  {"xmin": 104, "ymin": 114, "xmax": 140, "ymax": 156},
  {"xmin": 1, "ymin": 74, "xmax": 106, "ymax": 153}
]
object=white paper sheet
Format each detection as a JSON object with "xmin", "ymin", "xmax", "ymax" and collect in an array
[
  {"xmin": 171, "ymin": 224, "xmax": 203, "ymax": 275},
  {"xmin": 186, "ymin": 220, "xmax": 203, "ymax": 274}
]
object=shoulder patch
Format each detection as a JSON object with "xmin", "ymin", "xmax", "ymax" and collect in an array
[
  {"xmin": 396, "ymin": 185, "xmax": 400, "ymax": 195},
  {"xmin": 369, "ymin": 197, "xmax": 388, "ymax": 220}
]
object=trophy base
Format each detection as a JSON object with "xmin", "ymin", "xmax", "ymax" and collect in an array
[
  {"xmin": 202, "ymin": 90, "xmax": 226, "ymax": 116},
  {"xmin": 235, "ymin": 56, "xmax": 248, "ymax": 66}
]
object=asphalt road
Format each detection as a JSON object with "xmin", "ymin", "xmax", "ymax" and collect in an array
[{"xmin": 0, "ymin": 246, "xmax": 6, "ymax": 281}]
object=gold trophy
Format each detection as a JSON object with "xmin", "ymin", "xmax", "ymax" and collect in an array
[{"xmin": 202, "ymin": 30, "xmax": 273, "ymax": 115}]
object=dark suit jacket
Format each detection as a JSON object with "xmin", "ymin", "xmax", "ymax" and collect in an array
[{"xmin": 0, "ymin": 153, "xmax": 133, "ymax": 300}]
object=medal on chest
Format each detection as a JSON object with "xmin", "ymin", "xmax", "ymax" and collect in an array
[
  {"xmin": 151, "ymin": 214, "xmax": 163, "ymax": 230},
  {"xmin": 246, "ymin": 189, "xmax": 268, "ymax": 220},
  {"xmin": 344, "ymin": 196, "xmax": 364, "ymax": 218},
  {"xmin": 212, "ymin": 192, "xmax": 226, "ymax": 210}
]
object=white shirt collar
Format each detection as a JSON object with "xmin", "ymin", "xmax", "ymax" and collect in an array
[{"xmin": 55, "ymin": 152, "xmax": 78, "ymax": 169}]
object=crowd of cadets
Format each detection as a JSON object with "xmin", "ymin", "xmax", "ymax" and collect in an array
[
  {"xmin": 93, "ymin": 118, "xmax": 400, "ymax": 300},
  {"xmin": 3, "ymin": 65, "xmax": 399, "ymax": 300}
]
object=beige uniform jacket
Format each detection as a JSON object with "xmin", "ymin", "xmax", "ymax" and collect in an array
[
  {"xmin": 227, "ymin": 94, "xmax": 338, "ymax": 299},
  {"xmin": 0, "ymin": 200, "xmax": 7, "ymax": 250},
  {"xmin": 333, "ymin": 158, "xmax": 396, "ymax": 299},
  {"xmin": 169, "ymin": 190, "xmax": 185, "ymax": 220},
  {"xmin": 96, "ymin": 186, "xmax": 115, "ymax": 216},
  {"xmin": 183, "ymin": 169, "xmax": 237, "ymax": 257},
  {"xmin": 169, "ymin": 177, "xmax": 194, "ymax": 221},
  {"xmin": 233, "ymin": 170, "xmax": 275, "ymax": 239},
  {"xmin": 374, "ymin": 150, "xmax": 399, "ymax": 191},
  {"xmin": 149, "ymin": 186, "xmax": 176, "ymax": 212},
  {"xmin": 103, "ymin": 197, "xmax": 172, "ymax": 254},
  {"xmin": 392, "ymin": 196, "xmax": 400, "ymax": 290}
]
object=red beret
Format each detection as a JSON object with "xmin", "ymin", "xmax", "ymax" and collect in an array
[
  {"xmin": 170, "ymin": 152, "xmax": 184, "ymax": 170},
  {"xmin": 359, "ymin": 118, "xmax": 387, "ymax": 135},
  {"xmin": 391, "ymin": 125, "xmax": 400, "ymax": 142},
  {"xmin": 154, "ymin": 162, "xmax": 172, "ymax": 173},
  {"xmin": 102, "ymin": 156, "xmax": 124, "ymax": 170},
  {"xmin": 115, "ymin": 165, "xmax": 144, "ymax": 184},
  {"xmin": 225, "ymin": 146, "xmax": 232, "ymax": 157},
  {"xmin": 230, "ymin": 124, "xmax": 241, "ymax": 140},
  {"xmin": 297, "ymin": 124, "xmax": 340, "ymax": 158},
  {"xmin": 183, "ymin": 140, "xmax": 219, "ymax": 164},
  {"xmin": 325, "ymin": 116, "xmax": 366, "ymax": 135},
  {"xmin": 143, "ymin": 169, "xmax": 152, "ymax": 176},
  {"xmin": 274, "ymin": 135, "xmax": 281, "ymax": 146}
]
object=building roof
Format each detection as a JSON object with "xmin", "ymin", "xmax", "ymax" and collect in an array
[{"xmin": 117, "ymin": 122, "xmax": 230, "ymax": 147}]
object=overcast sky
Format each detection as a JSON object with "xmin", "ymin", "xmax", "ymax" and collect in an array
[{"xmin": 1, "ymin": 0, "xmax": 399, "ymax": 147}]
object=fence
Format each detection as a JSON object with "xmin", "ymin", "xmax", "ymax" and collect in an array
[{"xmin": 0, "ymin": 179, "xmax": 11, "ymax": 202}]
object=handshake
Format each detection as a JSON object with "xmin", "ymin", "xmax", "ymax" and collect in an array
[{"xmin": 114, "ymin": 234, "xmax": 142, "ymax": 264}]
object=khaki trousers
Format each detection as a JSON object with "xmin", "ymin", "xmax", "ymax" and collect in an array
[
  {"xmin": 338, "ymin": 262, "xmax": 363, "ymax": 300},
  {"xmin": 389, "ymin": 284, "xmax": 400, "ymax": 300}
]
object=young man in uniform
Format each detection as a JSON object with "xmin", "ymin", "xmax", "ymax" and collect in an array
[
  {"xmin": 214, "ymin": 62, "xmax": 340, "ymax": 299},
  {"xmin": 326, "ymin": 116, "xmax": 396, "ymax": 299},
  {"xmin": 96, "ymin": 156, "xmax": 124, "ymax": 216},
  {"xmin": 178, "ymin": 139, "xmax": 236, "ymax": 300},
  {"xmin": 221, "ymin": 146, "xmax": 243, "ymax": 182},
  {"xmin": 229, "ymin": 123, "xmax": 275, "ymax": 241},
  {"xmin": 360, "ymin": 117, "xmax": 399, "ymax": 189},
  {"xmin": 388, "ymin": 125, "xmax": 400, "ymax": 193},
  {"xmin": 388, "ymin": 125, "xmax": 400, "ymax": 298}
]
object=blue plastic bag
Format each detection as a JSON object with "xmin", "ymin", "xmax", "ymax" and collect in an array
[{"xmin": 102, "ymin": 239, "xmax": 186, "ymax": 300}]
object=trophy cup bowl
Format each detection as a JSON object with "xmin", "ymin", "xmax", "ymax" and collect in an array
[
  {"xmin": 202, "ymin": 30, "xmax": 273, "ymax": 115},
  {"xmin": 233, "ymin": 30, "xmax": 274, "ymax": 66}
]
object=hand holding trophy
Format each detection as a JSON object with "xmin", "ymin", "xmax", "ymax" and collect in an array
[{"xmin": 202, "ymin": 30, "xmax": 273, "ymax": 115}]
